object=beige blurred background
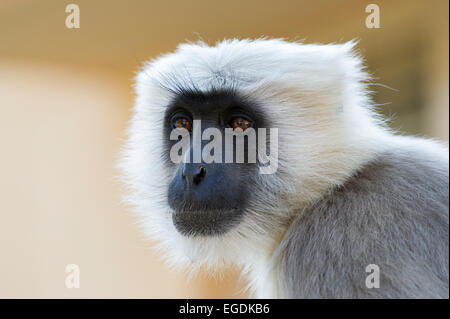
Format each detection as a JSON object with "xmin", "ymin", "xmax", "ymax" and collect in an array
[{"xmin": 0, "ymin": 0, "xmax": 448, "ymax": 298}]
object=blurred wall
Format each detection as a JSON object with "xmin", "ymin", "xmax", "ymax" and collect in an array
[
  {"xmin": 0, "ymin": 0, "xmax": 448, "ymax": 298},
  {"xmin": 0, "ymin": 59, "xmax": 246, "ymax": 298}
]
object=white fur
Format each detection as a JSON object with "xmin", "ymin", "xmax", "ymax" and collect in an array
[{"xmin": 119, "ymin": 38, "xmax": 448, "ymax": 297}]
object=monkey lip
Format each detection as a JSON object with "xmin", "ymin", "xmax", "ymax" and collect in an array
[{"xmin": 171, "ymin": 208, "xmax": 244, "ymax": 237}]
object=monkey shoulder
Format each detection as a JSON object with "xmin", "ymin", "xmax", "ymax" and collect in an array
[{"xmin": 278, "ymin": 147, "xmax": 449, "ymax": 298}]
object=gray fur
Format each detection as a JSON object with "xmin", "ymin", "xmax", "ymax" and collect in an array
[{"xmin": 278, "ymin": 150, "xmax": 449, "ymax": 298}]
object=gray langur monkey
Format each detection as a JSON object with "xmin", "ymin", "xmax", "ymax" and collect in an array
[{"xmin": 119, "ymin": 39, "xmax": 449, "ymax": 298}]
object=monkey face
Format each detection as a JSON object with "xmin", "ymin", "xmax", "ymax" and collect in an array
[{"xmin": 163, "ymin": 91, "xmax": 268, "ymax": 236}]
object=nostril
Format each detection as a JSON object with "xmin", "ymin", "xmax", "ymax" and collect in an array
[
  {"xmin": 193, "ymin": 165, "xmax": 206, "ymax": 184},
  {"xmin": 182, "ymin": 164, "xmax": 206, "ymax": 185}
]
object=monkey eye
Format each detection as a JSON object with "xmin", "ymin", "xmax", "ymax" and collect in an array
[
  {"xmin": 172, "ymin": 117, "xmax": 192, "ymax": 132},
  {"xmin": 229, "ymin": 117, "xmax": 253, "ymax": 131}
]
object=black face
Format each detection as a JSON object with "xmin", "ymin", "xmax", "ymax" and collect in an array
[{"xmin": 163, "ymin": 90, "xmax": 267, "ymax": 236}]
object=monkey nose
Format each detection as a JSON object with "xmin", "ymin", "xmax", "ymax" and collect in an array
[{"xmin": 182, "ymin": 164, "xmax": 206, "ymax": 185}]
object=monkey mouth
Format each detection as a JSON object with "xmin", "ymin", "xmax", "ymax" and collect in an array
[{"xmin": 171, "ymin": 208, "xmax": 244, "ymax": 237}]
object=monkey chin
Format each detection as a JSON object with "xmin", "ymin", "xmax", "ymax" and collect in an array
[{"xmin": 171, "ymin": 208, "xmax": 244, "ymax": 237}]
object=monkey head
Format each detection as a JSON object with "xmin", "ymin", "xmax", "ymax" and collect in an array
[{"xmin": 120, "ymin": 39, "xmax": 378, "ymax": 268}]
